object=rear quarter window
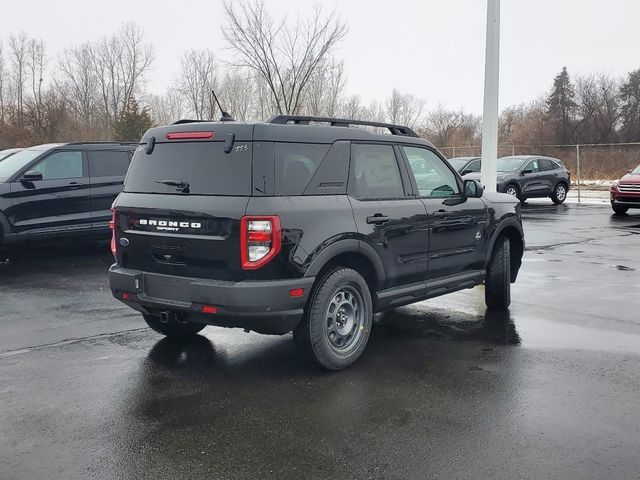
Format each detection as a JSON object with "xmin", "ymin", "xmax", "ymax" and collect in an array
[
  {"xmin": 274, "ymin": 143, "xmax": 330, "ymax": 195},
  {"xmin": 124, "ymin": 142, "xmax": 252, "ymax": 196}
]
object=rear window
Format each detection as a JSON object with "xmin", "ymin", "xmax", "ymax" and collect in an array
[{"xmin": 124, "ymin": 142, "xmax": 252, "ymax": 195}]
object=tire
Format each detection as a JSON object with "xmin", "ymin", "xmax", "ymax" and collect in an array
[
  {"xmin": 143, "ymin": 313, "xmax": 205, "ymax": 338},
  {"xmin": 485, "ymin": 236, "xmax": 511, "ymax": 311},
  {"xmin": 293, "ymin": 267, "xmax": 373, "ymax": 371},
  {"xmin": 551, "ymin": 182, "xmax": 568, "ymax": 204},
  {"xmin": 504, "ymin": 183, "xmax": 520, "ymax": 199},
  {"xmin": 612, "ymin": 205, "xmax": 628, "ymax": 215}
]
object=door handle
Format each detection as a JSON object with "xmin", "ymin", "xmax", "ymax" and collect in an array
[
  {"xmin": 366, "ymin": 214, "xmax": 390, "ymax": 225},
  {"xmin": 433, "ymin": 209, "xmax": 448, "ymax": 218},
  {"xmin": 68, "ymin": 181, "xmax": 83, "ymax": 190}
]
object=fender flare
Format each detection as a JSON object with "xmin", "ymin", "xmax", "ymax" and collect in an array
[
  {"xmin": 483, "ymin": 217, "xmax": 524, "ymax": 269},
  {"xmin": 303, "ymin": 238, "xmax": 386, "ymax": 289}
]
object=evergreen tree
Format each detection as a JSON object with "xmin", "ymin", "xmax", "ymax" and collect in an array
[
  {"xmin": 114, "ymin": 99, "xmax": 154, "ymax": 142},
  {"xmin": 619, "ymin": 69, "xmax": 640, "ymax": 142},
  {"xmin": 546, "ymin": 66, "xmax": 576, "ymax": 143}
]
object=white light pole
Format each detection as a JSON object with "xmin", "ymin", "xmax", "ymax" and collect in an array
[{"xmin": 480, "ymin": 0, "xmax": 500, "ymax": 193}]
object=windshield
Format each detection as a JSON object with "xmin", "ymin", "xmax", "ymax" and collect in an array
[
  {"xmin": 632, "ymin": 164, "xmax": 640, "ymax": 175},
  {"xmin": 0, "ymin": 149, "xmax": 43, "ymax": 181},
  {"xmin": 497, "ymin": 157, "xmax": 527, "ymax": 172},
  {"xmin": 448, "ymin": 158, "xmax": 470, "ymax": 171},
  {"xmin": 0, "ymin": 150, "xmax": 18, "ymax": 162}
]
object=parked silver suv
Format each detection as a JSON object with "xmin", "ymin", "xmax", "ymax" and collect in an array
[{"xmin": 461, "ymin": 155, "xmax": 571, "ymax": 204}]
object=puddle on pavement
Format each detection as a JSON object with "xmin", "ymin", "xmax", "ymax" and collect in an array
[{"xmin": 375, "ymin": 301, "xmax": 640, "ymax": 357}]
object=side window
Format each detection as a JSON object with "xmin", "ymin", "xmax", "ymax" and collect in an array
[
  {"xmin": 274, "ymin": 143, "xmax": 329, "ymax": 195},
  {"xmin": 33, "ymin": 151, "xmax": 84, "ymax": 180},
  {"xmin": 465, "ymin": 159, "xmax": 481, "ymax": 174},
  {"xmin": 350, "ymin": 144, "xmax": 404, "ymax": 200},
  {"xmin": 403, "ymin": 146, "xmax": 460, "ymax": 197},
  {"xmin": 525, "ymin": 159, "xmax": 540, "ymax": 173},
  {"xmin": 88, "ymin": 150, "xmax": 131, "ymax": 177}
]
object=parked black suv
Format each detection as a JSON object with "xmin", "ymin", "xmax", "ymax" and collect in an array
[
  {"xmin": 0, "ymin": 142, "xmax": 135, "ymax": 248},
  {"xmin": 109, "ymin": 116, "xmax": 524, "ymax": 370}
]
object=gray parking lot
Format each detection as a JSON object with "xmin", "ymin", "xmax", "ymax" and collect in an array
[{"xmin": 1, "ymin": 203, "xmax": 639, "ymax": 480}]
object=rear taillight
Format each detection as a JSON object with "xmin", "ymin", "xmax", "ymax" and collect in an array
[
  {"xmin": 240, "ymin": 216, "xmax": 281, "ymax": 270},
  {"xmin": 109, "ymin": 208, "xmax": 117, "ymax": 256}
]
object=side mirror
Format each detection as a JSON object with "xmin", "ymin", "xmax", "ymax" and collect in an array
[
  {"xmin": 21, "ymin": 170, "xmax": 43, "ymax": 182},
  {"xmin": 461, "ymin": 169, "xmax": 472, "ymax": 176},
  {"xmin": 521, "ymin": 169, "xmax": 532, "ymax": 176},
  {"xmin": 628, "ymin": 169, "xmax": 632, "ymax": 174},
  {"xmin": 463, "ymin": 179, "xmax": 484, "ymax": 198}
]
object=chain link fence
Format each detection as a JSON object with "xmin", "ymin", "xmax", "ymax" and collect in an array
[{"xmin": 438, "ymin": 143, "xmax": 640, "ymax": 182}]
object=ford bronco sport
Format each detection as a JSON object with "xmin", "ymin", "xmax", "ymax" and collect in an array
[{"xmin": 109, "ymin": 115, "xmax": 524, "ymax": 370}]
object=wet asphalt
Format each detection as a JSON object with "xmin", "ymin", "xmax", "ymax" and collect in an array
[{"xmin": 1, "ymin": 202, "xmax": 639, "ymax": 480}]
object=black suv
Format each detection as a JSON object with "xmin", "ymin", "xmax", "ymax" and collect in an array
[
  {"xmin": 0, "ymin": 142, "xmax": 135, "ymax": 248},
  {"xmin": 109, "ymin": 116, "xmax": 524, "ymax": 370}
]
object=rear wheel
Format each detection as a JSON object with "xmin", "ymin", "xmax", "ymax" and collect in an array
[
  {"xmin": 551, "ymin": 183, "xmax": 568, "ymax": 204},
  {"xmin": 293, "ymin": 267, "xmax": 373, "ymax": 371},
  {"xmin": 485, "ymin": 236, "xmax": 511, "ymax": 311},
  {"xmin": 143, "ymin": 313, "xmax": 205, "ymax": 338},
  {"xmin": 612, "ymin": 205, "xmax": 628, "ymax": 215}
]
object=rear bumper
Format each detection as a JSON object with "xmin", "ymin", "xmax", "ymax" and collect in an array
[{"xmin": 109, "ymin": 265, "xmax": 315, "ymax": 334}]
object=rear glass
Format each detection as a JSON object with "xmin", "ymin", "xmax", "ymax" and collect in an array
[{"xmin": 124, "ymin": 142, "xmax": 252, "ymax": 195}]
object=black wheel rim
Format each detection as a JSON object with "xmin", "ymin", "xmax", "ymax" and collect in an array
[{"xmin": 325, "ymin": 285, "xmax": 365, "ymax": 355}]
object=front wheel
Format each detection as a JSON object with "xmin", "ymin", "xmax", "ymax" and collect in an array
[
  {"xmin": 293, "ymin": 267, "xmax": 373, "ymax": 370},
  {"xmin": 143, "ymin": 313, "xmax": 205, "ymax": 338},
  {"xmin": 551, "ymin": 183, "xmax": 568, "ymax": 204},
  {"xmin": 612, "ymin": 205, "xmax": 628, "ymax": 215},
  {"xmin": 504, "ymin": 183, "xmax": 520, "ymax": 199},
  {"xmin": 485, "ymin": 236, "xmax": 511, "ymax": 311}
]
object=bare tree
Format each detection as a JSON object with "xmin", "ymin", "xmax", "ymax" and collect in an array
[
  {"xmin": 385, "ymin": 89, "xmax": 425, "ymax": 127},
  {"xmin": 177, "ymin": 49, "xmax": 219, "ymax": 120},
  {"xmin": 8, "ymin": 32, "xmax": 29, "ymax": 120},
  {"xmin": 223, "ymin": 0, "xmax": 347, "ymax": 115},
  {"xmin": 219, "ymin": 70, "xmax": 256, "ymax": 122},
  {"xmin": 26, "ymin": 38, "xmax": 46, "ymax": 136},
  {"xmin": 304, "ymin": 58, "xmax": 345, "ymax": 117},
  {"xmin": 147, "ymin": 90, "xmax": 186, "ymax": 125},
  {"xmin": 575, "ymin": 73, "xmax": 620, "ymax": 143},
  {"xmin": 424, "ymin": 105, "xmax": 460, "ymax": 146},
  {"xmin": 92, "ymin": 23, "xmax": 154, "ymax": 132},
  {"xmin": 0, "ymin": 40, "xmax": 5, "ymax": 121},
  {"xmin": 58, "ymin": 43, "xmax": 101, "ymax": 132}
]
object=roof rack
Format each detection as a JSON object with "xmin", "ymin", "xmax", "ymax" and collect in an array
[
  {"xmin": 266, "ymin": 115, "xmax": 419, "ymax": 137},
  {"xmin": 65, "ymin": 141, "xmax": 137, "ymax": 146}
]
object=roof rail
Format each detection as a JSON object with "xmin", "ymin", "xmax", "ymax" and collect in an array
[
  {"xmin": 65, "ymin": 141, "xmax": 137, "ymax": 146},
  {"xmin": 266, "ymin": 115, "xmax": 419, "ymax": 137}
]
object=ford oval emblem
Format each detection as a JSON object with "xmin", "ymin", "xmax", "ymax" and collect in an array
[{"xmin": 119, "ymin": 237, "xmax": 130, "ymax": 247}]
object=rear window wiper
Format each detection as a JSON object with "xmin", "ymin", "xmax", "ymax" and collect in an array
[{"xmin": 156, "ymin": 179, "xmax": 190, "ymax": 193}]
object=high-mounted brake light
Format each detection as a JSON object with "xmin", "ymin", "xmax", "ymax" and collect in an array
[
  {"xmin": 109, "ymin": 208, "xmax": 117, "ymax": 256},
  {"xmin": 240, "ymin": 216, "xmax": 281, "ymax": 270},
  {"xmin": 166, "ymin": 131, "xmax": 214, "ymax": 140}
]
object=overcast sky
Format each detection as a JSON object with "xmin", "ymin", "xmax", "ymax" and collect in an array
[{"xmin": 4, "ymin": 0, "xmax": 639, "ymax": 113}]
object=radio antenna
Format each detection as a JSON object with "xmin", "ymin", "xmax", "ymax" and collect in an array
[{"xmin": 211, "ymin": 90, "xmax": 235, "ymax": 122}]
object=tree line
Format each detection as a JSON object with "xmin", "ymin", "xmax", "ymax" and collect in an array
[{"xmin": 1, "ymin": 0, "xmax": 640, "ymax": 148}]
